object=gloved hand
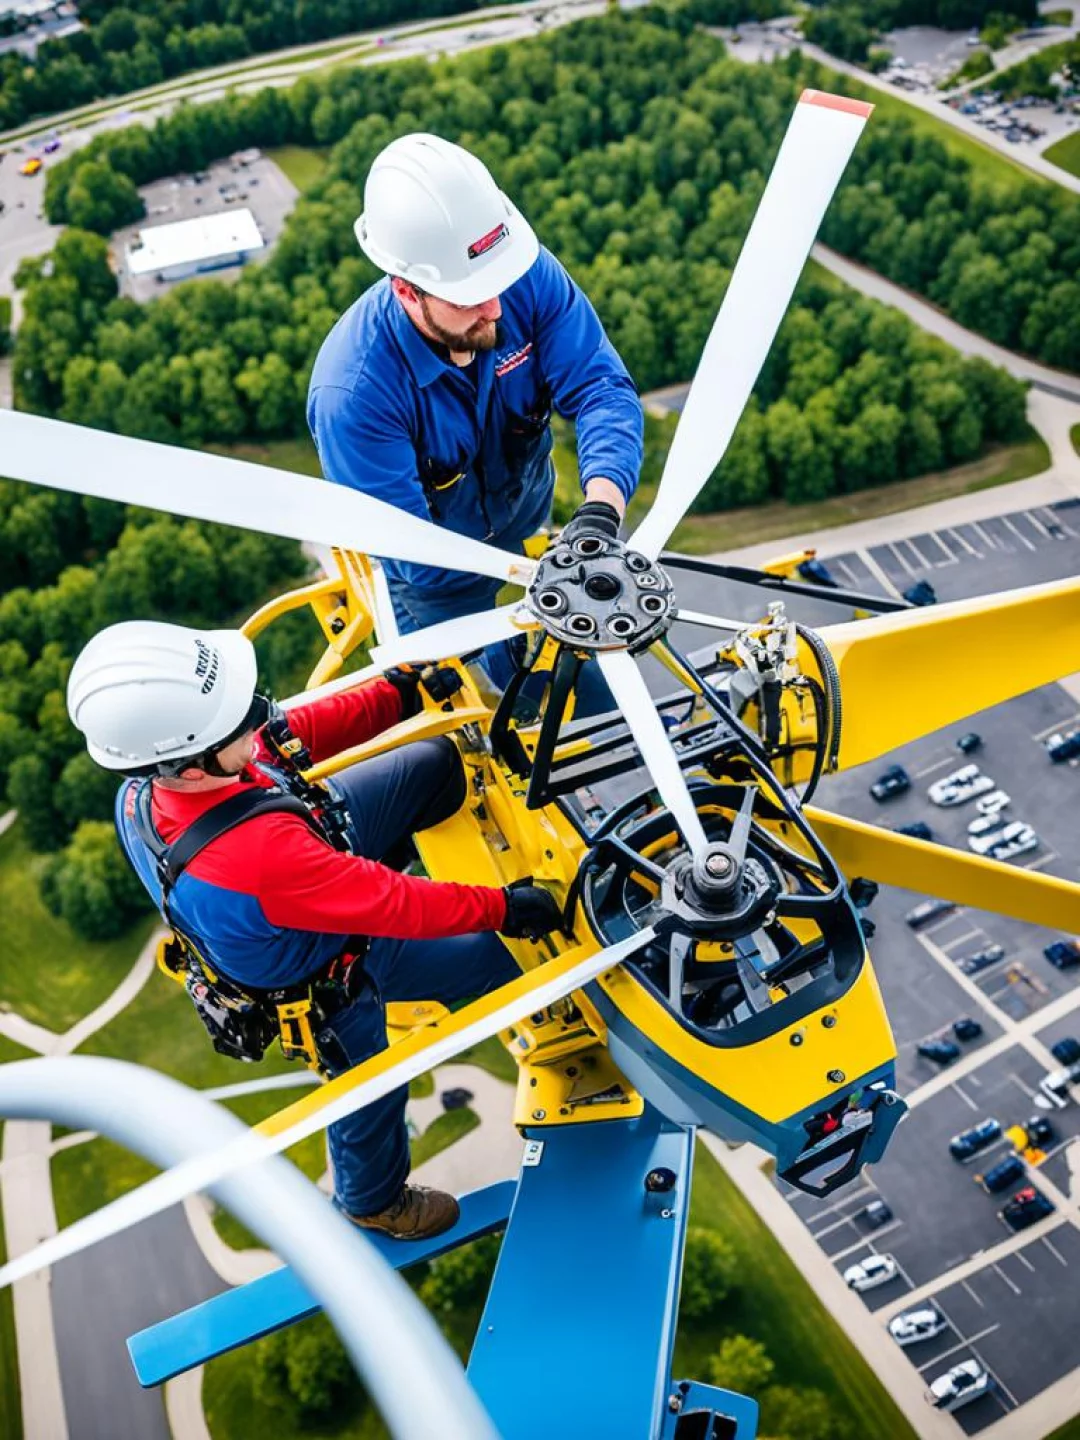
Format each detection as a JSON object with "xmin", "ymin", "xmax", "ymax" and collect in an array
[
  {"xmin": 561, "ymin": 499, "xmax": 621, "ymax": 545},
  {"xmin": 500, "ymin": 879, "xmax": 565, "ymax": 940},
  {"xmin": 384, "ymin": 666, "xmax": 423, "ymax": 719}
]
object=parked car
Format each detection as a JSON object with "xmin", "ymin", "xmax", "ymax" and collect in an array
[
  {"xmin": 949, "ymin": 1118, "xmax": 1002, "ymax": 1160},
  {"xmin": 843, "ymin": 1254, "xmax": 898, "ymax": 1291},
  {"xmin": 903, "ymin": 580, "xmax": 937, "ymax": 606},
  {"xmin": 1001, "ymin": 1185, "xmax": 1055, "ymax": 1231},
  {"xmin": 974, "ymin": 789, "xmax": 1009, "ymax": 816},
  {"xmin": 861, "ymin": 1199, "xmax": 893, "ymax": 1228},
  {"xmin": 968, "ymin": 813, "xmax": 1011, "ymax": 850},
  {"xmin": 19, "ymin": 157, "xmax": 41, "ymax": 176},
  {"xmin": 953, "ymin": 1017, "xmax": 983, "ymax": 1042},
  {"xmin": 956, "ymin": 944, "xmax": 1005, "ymax": 976},
  {"xmin": 797, "ymin": 557, "xmax": 837, "ymax": 587},
  {"xmin": 1039, "ymin": 1060, "xmax": 1080, "ymax": 1108},
  {"xmin": 956, "ymin": 732, "xmax": 982, "ymax": 754},
  {"xmin": 889, "ymin": 1306, "xmax": 947, "ymax": 1347},
  {"xmin": 926, "ymin": 1360, "xmax": 992, "ymax": 1411},
  {"xmin": 918, "ymin": 1038, "xmax": 961, "ymax": 1064},
  {"xmin": 929, "ymin": 765, "xmax": 995, "ymax": 806},
  {"xmin": 1023, "ymin": 1115, "xmax": 1056, "ymax": 1147},
  {"xmin": 978, "ymin": 1154, "xmax": 1025, "ymax": 1194},
  {"xmin": 870, "ymin": 764, "xmax": 911, "ymax": 801},
  {"xmin": 1051, "ymin": 1036, "xmax": 1080, "ymax": 1065},
  {"xmin": 905, "ymin": 898, "xmax": 955, "ymax": 928},
  {"xmin": 42, "ymin": 137, "xmax": 61, "ymax": 154},
  {"xmin": 1046, "ymin": 729, "xmax": 1080, "ymax": 762},
  {"xmin": 895, "ymin": 820, "xmax": 933, "ymax": 841},
  {"xmin": 1045, "ymin": 940, "xmax": 1080, "ymax": 971},
  {"xmin": 989, "ymin": 824, "xmax": 1038, "ymax": 862}
]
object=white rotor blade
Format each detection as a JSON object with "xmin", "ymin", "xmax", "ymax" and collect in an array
[
  {"xmin": 630, "ymin": 90, "xmax": 872, "ymax": 561},
  {"xmin": 0, "ymin": 412, "xmax": 534, "ymax": 587},
  {"xmin": 370, "ymin": 602, "xmax": 538, "ymax": 669},
  {"xmin": 597, "ymin": 650, "xmax": 709, "ymax": 857},
  {"xmin": 0, "ymin": 929, "xmax": 652, "ymax": 1291},
  {"xmin": 675, "ymin": 609, "xmax": 744, "ymax": 632}
]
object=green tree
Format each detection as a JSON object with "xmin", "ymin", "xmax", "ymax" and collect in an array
[
  {"xmin": 759, "ymin": 1384, "xmax": 845, "ymax": 1440},
  {"xmin": 64, "ymin": 161, "xmax": 145, "ymax": 235},
  {"xmin": 705, "ymin": 1335, "xmax": 775, "ymax": 1397},
  {"xmin": 7, "ymin": 753, "xmax": 65, "ymax": 850},
  {"xmin": 252, "ymin": 1314, "xmax": 363, "ymax": 1422},
  {"xmin": 678, "ymin": 1227, "xmax": 737, "ymax": 1322},
  {"xmin": 41, "ymin": 819, "xmax": 152, "ymax": 939},
  {"xmin": 55, "ymin": 751, "xmax": 123, "ymax": 829}
]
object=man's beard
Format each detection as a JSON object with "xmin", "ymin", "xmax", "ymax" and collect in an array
[{"xmin": 419, "ymin": 296, "xmax": 500, "ymax": 353}]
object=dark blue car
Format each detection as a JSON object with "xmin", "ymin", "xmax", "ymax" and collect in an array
[
  {"xmin": 1044, "ymin": 940, "xmax": 1080, "ymax": 970},
  {"xmin": 953, "ymin": 1017, "xmax": 983, "ymax": 1042},
  {"xmin": 979, "ymin": 1155, "xmax": 1025, "ymax": 1194},
  {"xmin": 918, "ymin": 1038, "xmax": 960, "ymax": 1065},
  {"xmin": 896, "ymin": 821, "xmax": 933, "ymax": 841},
  {"xmin": 949, "ymin": 1118, "xmax": 1002, "ymax": 1161}
]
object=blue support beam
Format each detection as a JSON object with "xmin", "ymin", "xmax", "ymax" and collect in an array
[
  {"xmin": 467, "ymin": 1108, "xmax": 697, "ymax": 1440},
  {"xmin": 127, "ymin": 1180, "xmax": 515, "ymax": 1387}
]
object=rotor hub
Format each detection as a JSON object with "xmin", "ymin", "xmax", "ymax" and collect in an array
[{"xmin": 527, "ymin": 535, "xmax": 675, "ymax": 652}]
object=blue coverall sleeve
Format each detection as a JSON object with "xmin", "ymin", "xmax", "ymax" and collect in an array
[
  {"xmin": 529, "ymin": 248, "xmax": 644, "ymax": 504},
  {"xmin": 307, "ymin": 382, "xmax": 466, "ymax": 593}
]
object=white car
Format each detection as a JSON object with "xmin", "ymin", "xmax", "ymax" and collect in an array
[
  {"xmin": 926, "ymin": 1359, "xmax": 992, "ymax": 1411},
  {"xmin": 843, "ymin": 1253, "xmax": 897, "ymax": 1292},
  {"xmin": 989, "ymin": 823, "xmax": 1038, "ymax": 861},
  {"xmin": 889, "ymin": 1306, "xmax": 948, "ymax": 1347},
  {"xmin": 975, "ymin": 789, "xmax": 1010, "ymax": 816},
  {"xmin": 928, "ymin": 765, "xmax": 995, "ymax": 807},
  {"xmin": 968, "ymin": 811, "xmax": 1009, "ymax": 842}
]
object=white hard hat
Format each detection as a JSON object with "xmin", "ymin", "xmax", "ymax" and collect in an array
[
  {"xmin": 355, "ymin": 133, "xmax": 539, "ymax": 305},
  {"xmin": 67, "ymin": 620, "xmax": 259, "ymax": 773}
]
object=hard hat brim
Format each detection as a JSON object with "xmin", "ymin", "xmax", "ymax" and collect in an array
[{"xmin": 355, "ymin": 195, "xmax": 540, "ymax": 307}]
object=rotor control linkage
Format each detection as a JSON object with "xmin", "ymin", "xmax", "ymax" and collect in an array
[
  {"xmin": 659, "ymin": 786, "xmax": 780, "ymax": 940},
  {"xmin": 526, "ymin": 531, "xmax": 675, "ymax": 652}
]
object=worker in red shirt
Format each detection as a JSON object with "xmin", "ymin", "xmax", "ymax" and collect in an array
[{"xmin": 67, "ymin": 621, "xmax": 563, "ymax": 1240}]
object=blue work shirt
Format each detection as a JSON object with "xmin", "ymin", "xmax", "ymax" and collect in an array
[{"xmin": 306, "ymin": 246, "xmax": 644, "ymax": 604}]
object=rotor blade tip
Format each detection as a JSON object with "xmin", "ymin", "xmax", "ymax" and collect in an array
[{"xmin": 799, "ymin": 89, "xmax": 874, "ymax": 119}]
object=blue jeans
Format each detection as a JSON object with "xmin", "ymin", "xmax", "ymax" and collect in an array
[
  {"xmin": 388, "ymin": 567, "xmax": 616, "ymax": 720},
  {"xmin": 317, "ymin": 738, "xmax": 518, "ymax": 1215}
]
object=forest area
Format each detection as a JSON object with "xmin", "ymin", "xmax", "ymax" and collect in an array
[{"xmin": 0, "ymin": 3, "xmax": 1053, "ymax": 933}]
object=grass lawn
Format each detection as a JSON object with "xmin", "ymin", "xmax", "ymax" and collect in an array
[
  {"xmin": 266, "ymin": 145, "xmax": 330, "ymax": 193},
  {"xmin": 1044, "ymin": 130, "xmax": 1080, "ymax": 183},
  {"xmin": 0, "ymin": 820, "xmax": 156, "ymax": 1032},
  {"xmin": 0, "ymin": 1035, "xmax": 32, "ymax": 1063},
  {"xmin": 410, "ymin": 1105, "xmax": 478, "ymax": 1167},
  {"xmin": 1072, "ymin": 423, "xmax": 1080, "ymax": 458},
  {"xmin": 210, "ymin": 435, "xmax": 321, "ymax": 477},
  {"xmin": 679, "ymin": 1143, "xmax": 916, "ymax": 1438},
  {"xmin": 1048, "ymin": 1417, "xmax": 1080, "ymax": 1440}
]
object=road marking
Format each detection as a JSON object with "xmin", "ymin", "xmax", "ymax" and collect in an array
[
  {"xmin": 952, "ymin": 1080, "xmax": 980, "ymax": 1112},
  {"xmin": 916, "ymin": 1325, "xmax": 1001, "ymax": 1372},
  {"xmin": 1002, "ymin": 514, "xmax": 1038, "ymax": 552},
  {"xmin": 905, "ymin": 536, "xmax": 935, "ymax": 568},
  {"xmin": 940, "ymin": 928, "xmax": 984, "ymax": 952},
  {"xmin": 972, "ymin": 520, "xmax": 1003, "ymax": 551},
  {"xmin": 855, "ymin": 547, "xmax": 904, "ymax": 601},
  {"xmin": 925, "ymin": 531, "xmax": 959, "ymax": 565},
  {"xmin": 946, "ymin": 525, "xmax": 979, "ymax": 557},
  {"xmin": 1033, "ymin": 712, "xmax": 1080, "ymax": 741},
  {"xmin": 1014, "ymin": 1249, "xmax": 1036, "ymax": 1273},
  {"xmin": 831, "ymin": 557, "xmax": 860, "ymax": 587},
  {"xmin": 830, "ymin": 1221, "xmax": 904, "ymax": 1262},
  {"xmin": 1042, "ymin": 505, "xmax": 1076, "ymax": 537},
  {"xmin": 961, "ymin": 1279, "xmax": 985, "ymax": 1308},
  {"xmin": 805, "ymin": 1184, "xmax": 875, "ymax": 1221},
  {"xmin": 992, "ymin": 1261, "xmax": 1021, "ymax": 1296},
  {"xmin": 968, "ymin": 1072, "xmax": 983, "ymax": 1088},
  {"xmin": 915, "ymin": 755, "xmax": 955, "ymax": 778},
  {"xmin": 1042, "ymin": 1235, "xmax": 1069, "ymax": 1267},
  {"xmin": 810, "ymin": 1212, "xmax": 859, "ymax": 1241},
  {"xmin": 886, "ymin": 540, "xmax": 917, "ymax": 576},
  {"xmin": 1020, "ymin": 850, "xmax": 1059, "ymax": 873},
  {"xmin": 1007, "ymin": 1071, "xmax": 1037, "ymax": 1099},
  {"xmin": 1023, "ymin": 508, "xmax": 1053, "ymax": 539}
]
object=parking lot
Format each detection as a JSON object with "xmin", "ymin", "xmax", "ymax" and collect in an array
[
  {"xmin": 111, "ymin": 151, "xmax": 298, "ymax": 301},
  {"xmin": 770, "ymin": 502, "xmax": 1080, "ymax": 1433}
]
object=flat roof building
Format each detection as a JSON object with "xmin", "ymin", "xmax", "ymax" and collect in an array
[{"xmin": 124, "ymin": 208, "xmax": 264, "ymax": 283}]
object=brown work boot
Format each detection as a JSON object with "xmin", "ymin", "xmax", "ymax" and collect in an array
[{"xmin": 343, "ymin": 1184, "xmax": 460, "ymax": 1240}]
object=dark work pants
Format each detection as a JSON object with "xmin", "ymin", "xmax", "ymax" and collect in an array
[{"xmin": 316, "ymin": 737, "xmax": 518, "ymax": 1216}]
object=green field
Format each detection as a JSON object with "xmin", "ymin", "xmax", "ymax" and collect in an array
[
  {"xmin": 1048, "ymin": 1416, "xmax": 1080, "ymax": 1440},
  {"xmin": 0, "ymin": 820, "xmax": 156, "ymax": 1032},
  {"xmin": 1044, "ymin": 129, "xmax": 1080, "ymax": 182},
  {"xmin": 266, "ymin": 145, "xmax": 330, "ymax": 193},
  {"xmin": 1072, "ymin": 423, "xmax": 1080, "ymax": 457}
]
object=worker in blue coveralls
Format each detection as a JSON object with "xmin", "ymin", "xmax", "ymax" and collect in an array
[{"xmin": 307, "ymin": 132, "xmax": 645, "ymax": 714}]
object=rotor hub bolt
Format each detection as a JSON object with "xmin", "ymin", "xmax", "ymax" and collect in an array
[
  {"xmin": 827, "ymin": 1069, "xmax": 846, "ymax": 1084},
  {"xmin": 527, "ymin": 535, "xmax": 675, "ymax": 652},
  {"xmin": 705, "ymin": 853, "xmax": 735, "ymax": 879}
]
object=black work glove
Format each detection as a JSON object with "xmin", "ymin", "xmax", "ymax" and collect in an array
[
  {"xmin": 384, "ymin": 666, "xmax": 423, "ymax": 719},
  {"xmin": 561, "ymin": 499, "xmax": 621, "ymax": 545},
  {"xmin": 500, "ymin": 879, "xmax": 565, "ymax": 940}
]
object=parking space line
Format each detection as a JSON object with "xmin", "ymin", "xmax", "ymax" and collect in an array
[
  {"xmin": 1002, "ymin": 515, "xmax": 1037, "ymax": 552},
  {"xmin": 855, "ymin": 547, "xmax": 904, "ymax": 601},
  {"xmin": 951, "ymin": 1079, "xmax": 980, "ymax": 1112},
  {"xmin": 914, "ymin": 755, "xmax": 955, "ymax": 778},
  {"xmin": 1024, "ymin": 508, "xmax": 1054, "ymax": 539},
  {"xmin": 809, "ymin": 1212, "xmax": 859, "ymax": 1241},
  {"xmin": 1042, "ymin": 1236, "xmax": 1069, "ymax": 1267},
  {"xmin": 1020, "ymin": 850, "xmax": 1058, "ymax": 873},
  {"xmin": 886, "ymin": 541, "xmax": 917, "ymax": 577},
  {"xmin": 939, "ymin": 928, "xmax": 984, "ymax": 952},
  {"xmin": 1043, "ymin": 505, "xmax": 1077, "ymax": 537},
  {"xmin": 1008, "ymin": 1071, "xmax": 1037, "ymax": 1099},
  {"xmin": 992, "ymin": 1262, "xmax": 1021, "ymax": 1296},
  {"xmin": 830, "ymin": 1221, "xmax": 904, "ymax": 1262},
  {"xmin": 915, "ymin": 1325, "xmax": 1001, "ymax": 1372},
  {"xmin": 904, "ymin": 536, "xmax": 935, "ymax": 568},
  {"xmin": 972, "ymin": 520, "xmax": 1003, "ymax": 551},
  {"xmin": 831, "ymin": 557, "xmax": 860, "ymax": 587},
  {"xmin": 973, "ymin": 1343, "xmax": 1020, "ymax": 1411},
  {"xmin": 946, "ymin": 525, "xmax": 979, "ymax": 557},
  {"xmin": 925, "ymin": 531, "xmax": 959, "ymax": 565},
  {"xmin": 1014, "ymin": 1249, "xmax": 1036, "ymax": 1273},
  {"xmin": 1033, "ymin": 712, "xmax": 1080, "ymax": 741},
  {"xmin": 797, "ymin": 1183, "xmax": 874, "ymax": 1221},
  {"xmin": 961, "ymin": 1279, "xmax": 985, "ymax": 1308}
]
